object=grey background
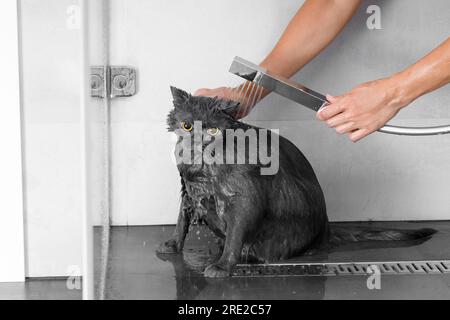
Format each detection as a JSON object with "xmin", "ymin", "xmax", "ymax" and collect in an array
[
  {"xmin": 247, "ymin": 0, "xmax": 450, "ymax": 221},
  {"xmin": 104, "ymin": 0, "xmax": 450, "ymax": 225}
]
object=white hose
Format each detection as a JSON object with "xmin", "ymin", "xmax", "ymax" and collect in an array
[{"xmin": 378, "ymin": 124, "xmax": 450, "ymax": 136}]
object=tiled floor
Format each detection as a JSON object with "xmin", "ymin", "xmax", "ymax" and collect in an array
[{"xmin": 2, "ymin": 221, "xmax": 450, "ymax": 299}]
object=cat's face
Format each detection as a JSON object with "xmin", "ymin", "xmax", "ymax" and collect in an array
[
  {"xmin": 168, "ymin": 87, "xmax": 240, "ymax": 168},
  {"xmin": 167, "ymin": 86, "xmax": 239, "ymax": 138}
]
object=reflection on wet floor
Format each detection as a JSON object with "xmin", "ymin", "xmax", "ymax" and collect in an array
[
  {"xmin": 156, "ymin": 251, "xmax": 327, "ymax": 300},
  {"xmin": 94, "ymin": 221, "xmax": 450, "ymax": 299}
]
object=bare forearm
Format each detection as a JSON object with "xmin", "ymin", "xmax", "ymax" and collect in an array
[
  {"xmin": 317, "ymin": 36, "xmax": 450, "ymax": 142},
  {"xmin": 195, "ymin": 0, "xmax": 361, "ymax": 117},
  {"xmin": 260, "ymin": 0, "xmax": 361, "ymax": 77},
  {"xmin": 392, "ymin": 37, "xmax": 450, "ymax": 107}
]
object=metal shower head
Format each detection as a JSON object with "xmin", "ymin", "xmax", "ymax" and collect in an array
[{"xmin": 229, "ymin": 56, "xmax": 327, "ymax": 112}]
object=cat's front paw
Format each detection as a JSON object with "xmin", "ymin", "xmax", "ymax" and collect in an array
[
  {"xmin": 204, "ymin": 264, "xmax": 231, "ymax": 278},
  {"xmin": 156, "ymin": 239, "xmax": 181, "ymax": 254}
]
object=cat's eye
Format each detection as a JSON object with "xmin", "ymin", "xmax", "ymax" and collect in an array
[
  {"xmin": 207, "ymin": 128, "xmax": 220, "ymax": 136},
  {"xmin": 181, "ymin": 121, "xmax": 193, "ymax": 132}
]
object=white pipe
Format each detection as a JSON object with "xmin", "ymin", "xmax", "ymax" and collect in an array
[
  {"xmin": 230, "ymin": 57, "xmax": 450, "ymax": 136},
  {"xmin": 378, "ymin": 124, "xmax": 450, "ymax": 136},
  {"xmin": 0, "ymin": 0, "xmax": 26, "ymax": 283},
  {"xmin": 80, "ymin": 0, "xmax": 94, "ymax": 300}
]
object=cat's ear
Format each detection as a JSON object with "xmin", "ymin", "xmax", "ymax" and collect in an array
[
  {"xmin": 170, "ymin": 86, "xmax": 190, "ymax": 106},
  {"xmin": 219, "ymin": 100, "xmax": 240, "ymax": 118}
]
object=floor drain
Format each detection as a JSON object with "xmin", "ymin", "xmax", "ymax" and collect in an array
[{"xmin": 232, "ymin": 260, "xmax": 450, "ymax": 277}]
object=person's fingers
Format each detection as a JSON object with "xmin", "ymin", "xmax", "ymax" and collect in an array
[
  {"xmin": 316, "ymin": 99, "xmax": 345, "ymax": 121},
  {"xmin": 348, "ymin": 128, "xmax": 370, "ymax": 142},
  {"xmin": 326, "ymin": 94, "xmax": 339, "ymax": 103},
  {"xmin": 335, "ymin": 122, "xmax": 357, "ymax": 134},
  {"xmin": 194, "ymin": 88, "xmax": 210, "ymax": 96},
  {"xmin": 325, "ymin": 113, "xmax": 350, "ymax": 128},
  {"xmin": 194, "ymin": 87, "xmax": 228, "ymax": 98}
]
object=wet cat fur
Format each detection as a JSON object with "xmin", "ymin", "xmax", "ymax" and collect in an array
[{"xmin": 158, "ymin": 87, "xmax": 436, "ymax": 278}]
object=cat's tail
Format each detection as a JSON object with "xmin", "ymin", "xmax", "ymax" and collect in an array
[{"xmin": 329, "ymin": 225, "xmax": 436, "ymax": 246}]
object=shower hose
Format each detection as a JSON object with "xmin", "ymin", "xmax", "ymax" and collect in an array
[
  {"xmin": 377, "ymin": 124, "xmax": 450, "ymax": 136},
  {"xmin": 230, "ymin": 56, "xmax": 450, "ymax": 137}
]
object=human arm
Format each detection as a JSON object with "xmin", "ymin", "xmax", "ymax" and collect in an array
[
  {"xmin": 317, "ymin": 37, "xmax": 450, "ymax": 142},
  {"xmin": 195, "ymin": 0, "xmax": 362, "ymax": 117}
]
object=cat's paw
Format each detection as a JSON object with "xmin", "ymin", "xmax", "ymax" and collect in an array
[
  {"xmin": 204, "ymin": 264, "xmax": 230, "ymax": 278},
  {"xmin": 156, "ymin": 239, "xmax": 181, "ymax": 254}
]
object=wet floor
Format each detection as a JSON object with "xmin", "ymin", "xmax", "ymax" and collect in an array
[
  {"xmin": 0, "ymin": 279, "xmax": 81, "ymax": 300},
  {"xmin": 94, "ymin": 221, "xmax": 450, "ymax": 300}
]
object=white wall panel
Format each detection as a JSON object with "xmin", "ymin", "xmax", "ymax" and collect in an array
[
  {"xmin": 108, "ymin": 0, "xmax": 450, "ymax": 224},
  {"xmin": 0, "ymin": 0, "xmax": 25, "ymax": 282}
]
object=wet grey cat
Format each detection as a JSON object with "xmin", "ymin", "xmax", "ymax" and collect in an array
[{"xmin": 157, "ymin": 87, "xmax": 436, "ymax": 278}]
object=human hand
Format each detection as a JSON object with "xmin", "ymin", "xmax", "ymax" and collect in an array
[
  {"xmin": 194, "ymin": 87, "xmax": 234, "ymax": 100},
  {"xmin": 316, "ymin": 77, "xmax": 408, "ymax": 142},
  {"xmin": 195, "ymin": 83, "xmax": 266, "ymax": 119}
]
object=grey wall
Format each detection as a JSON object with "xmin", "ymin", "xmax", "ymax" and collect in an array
[
  {"xmin": 105, "ymin": 0, "xmax": 450, "ymax": 225},
  {"xmin": 246, "ymin": 0, "xmax": 450, "ymax": 221}
]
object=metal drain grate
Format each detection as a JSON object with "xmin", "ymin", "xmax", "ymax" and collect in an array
[{"xmin": 231, "ymin": 260, "xmax": 450, "ymax": 277}]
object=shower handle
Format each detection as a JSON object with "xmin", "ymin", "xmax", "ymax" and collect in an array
[{"xmin": 229, "ymin": 56, "xmax": 450, "ymax": 136}]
